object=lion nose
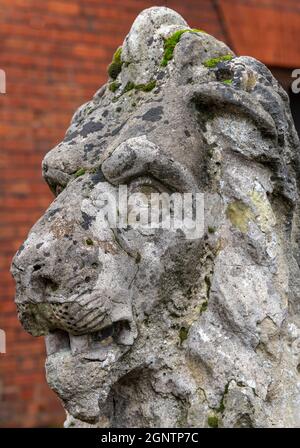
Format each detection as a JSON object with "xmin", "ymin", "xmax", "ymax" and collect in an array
[
  {"xmin": 11, "ymin": 233, "xmax": 103, "ymax": 336},
  {"xmin": 12, "ymin": 243, "xmax": 61, "ymax": 302}
]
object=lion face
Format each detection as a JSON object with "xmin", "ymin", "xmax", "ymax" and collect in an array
[{"xmin": 11, "ymin": 82, "xmax": 210, "ymax": 420}]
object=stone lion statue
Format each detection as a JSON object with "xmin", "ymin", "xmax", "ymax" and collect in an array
[{"xmin": 11, "ymin": 7, "xmax": 300, "ymax": 427}]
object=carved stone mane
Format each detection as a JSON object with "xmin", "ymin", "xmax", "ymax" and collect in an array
[{"xmin": 11, "ymin": 7, "xmax": 300, "ymax": 427}]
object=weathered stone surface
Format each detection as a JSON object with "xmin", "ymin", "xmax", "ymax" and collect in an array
[{"xmin": 11, "ymin": 7, "xmax": 300, "ymax": 427}]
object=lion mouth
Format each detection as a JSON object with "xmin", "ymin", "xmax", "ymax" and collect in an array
[
  {"xmin": 44, "ymin": 319, "xmax": 136, "ymax": 423},
  {"xmin": 45, "ymin": 320, "xmax": 134, "ymax": 359}
]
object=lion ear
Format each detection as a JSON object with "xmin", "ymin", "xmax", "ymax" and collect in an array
[
  {"xmin": 190, "ymin": 81, "xmax": 277, "ymax": 140},
  {"xmin": 190, "ymin": 55, "xmax": 300, "ymax": 204}
]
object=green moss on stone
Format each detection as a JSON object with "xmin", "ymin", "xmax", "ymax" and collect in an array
[
  {"xmin": 74, "ymin": 168, "xmax": 86, "ymax": 178},
  {"xmin": 204, "ymin": 276, "xmax": 211, "ymax": 296},
  {"xmin": 199, "ymin": 301, "xmax": 208, "ymax": 314},
  {"xmin": 216, "ymin": 382, "xmax": 230, "ymax": 413},
  {"xmin": 108, "ymin": 62, "xmax": 122, "ymax": 80},
  {"xmin": 161, "ymin": 28, "xmax": 205, "ymax": 67},
  {"xmin": 108, "ymin": 46, "xmax": 123, "ymax": 80},
  {"xmin": 208, "ymin": 226, "xmax": 216, "ymax": 233},
  {"xmin": 113, "ymin": 46, "xmax": 122, "ymax": 63},
  {"xmin": 223, "ymin": 79, "xmax": 233, "ymax": 85},
  {"xmin": 123, "ymin": 81, "xmax": 135, "ymax": 93},
  {"xmin": 122, "ymin": 80, "xmax": 156, "ymax": 95},
  {"xmin": 135, "ymin": 80, "xmax": 157, "ymax": 92},
  {"xmin": 207, "ymin": 415, "xmax": 219, "ymax": 428},
  {"xmin": 109, "ymin": 81, "xmax": 121, "ymax": 92},
  {"xmin": 179, "ymin": 326, "xmax": 189, "ymax": 344},
  {"xmin": 203, "ymin": 54, "xmax": 233, "ymax": 68}
]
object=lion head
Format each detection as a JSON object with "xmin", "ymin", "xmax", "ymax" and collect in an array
[{"xmin": 11, "ymin": 7, "xmax": 300, "ymax": 427}]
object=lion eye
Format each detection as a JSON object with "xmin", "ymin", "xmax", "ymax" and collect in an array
[
  {"xmin": 134, "ymin": 184, "xmax": 160, "ymax": 196},
  {"xmin": 129, "ymin": 176, "xmax": 169, "ymax": 196}
]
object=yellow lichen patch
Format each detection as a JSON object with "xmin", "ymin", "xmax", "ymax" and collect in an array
[
  {"xmin": 226, "ymin": 200, "xmax": 254, "ymax": 233},
  {"xmin": 249, "ymin": 190, "xmax": 276, "ymax": 232},
  {"xmin": 207, "ymin": 414, "xmax": 219, "ymax": 428},
  {"xmin": 245, "ymin": 71, "xmax": 257, "ymax": 91},
  {"xmin": 215, "ymin": 237, "xmax": 227, "ymax": 254}
]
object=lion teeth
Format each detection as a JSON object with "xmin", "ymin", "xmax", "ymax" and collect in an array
[{"xmin": 44, "ymin": 320, "xmax": 134, "ymax": 357}]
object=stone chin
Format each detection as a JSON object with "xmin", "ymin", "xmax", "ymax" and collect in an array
[
  {"xmin": 45, "ymin": 336, "xmax": 131, "ymax": 423},
  {"xmin": 43, "ymin": 306, "xmax": 140, "ymax": 423},
  {"xmin": 11, "ymin": 6, "xmax": 300, "ymax": 428}
]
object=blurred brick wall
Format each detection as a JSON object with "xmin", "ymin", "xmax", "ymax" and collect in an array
[
  {"xmin": 0, "ymin": 0, "xmax": 225, "ymax": 428},
  {"xmin": 0, "ymin": 0, "xmax": 298, "ymax": 428}
]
